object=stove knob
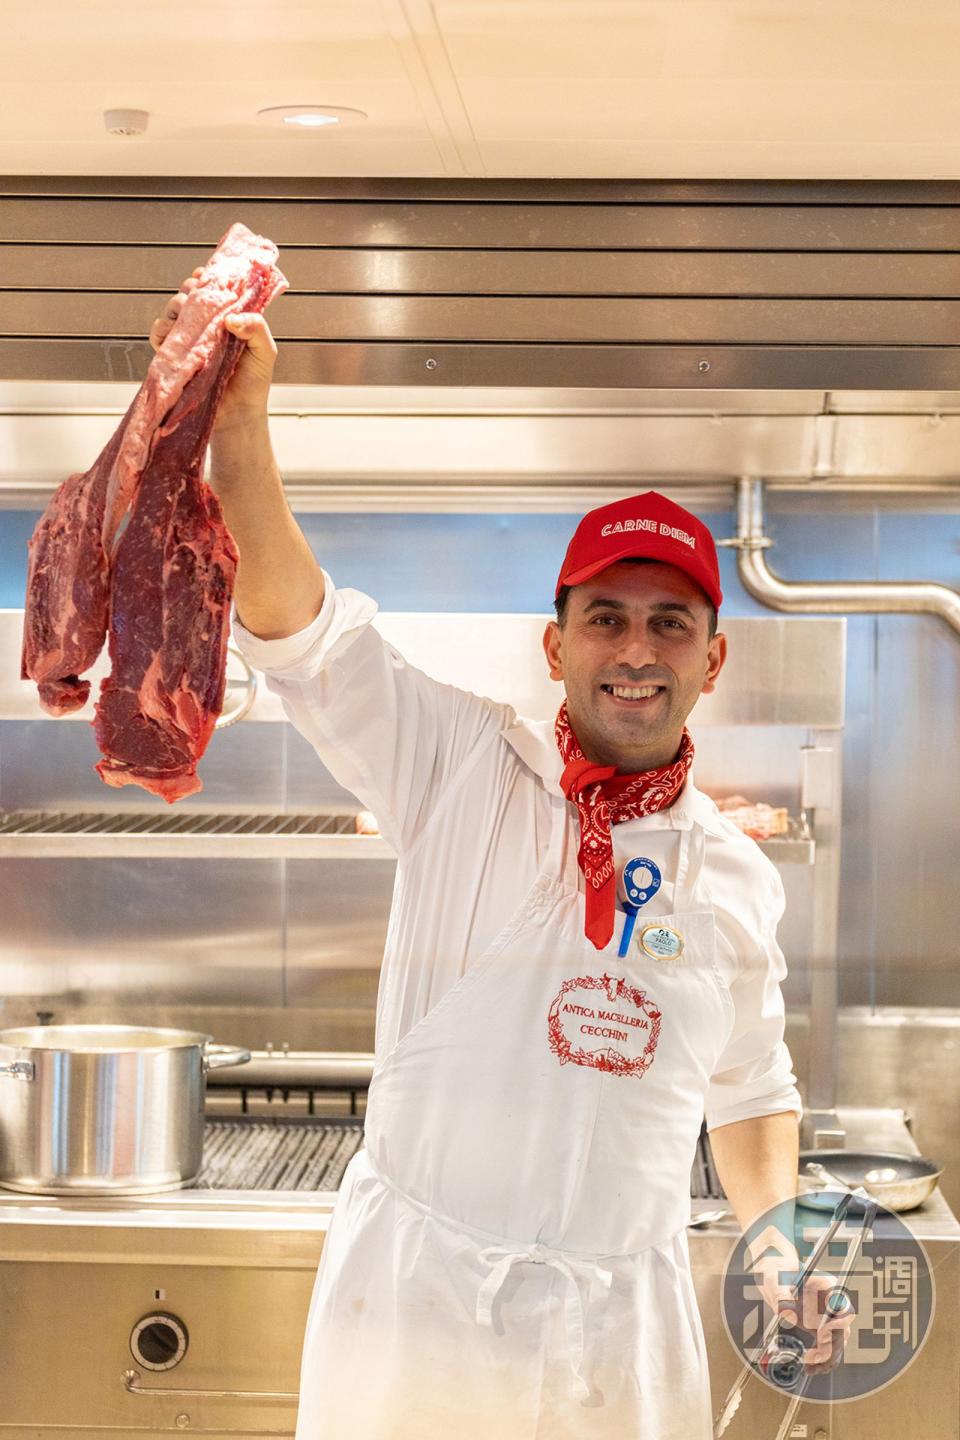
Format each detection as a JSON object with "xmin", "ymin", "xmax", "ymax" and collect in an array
[{"xmin": 130, "ymin": 1312, "xmax": 189, "ymax": 1372}]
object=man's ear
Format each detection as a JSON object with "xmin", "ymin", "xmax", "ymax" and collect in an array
[
  {"xmin": 543, "ymin": 620, "xmax": 564, "ymax": 682},
  {"xmin": 700, "ymin": 632, "xmax": 727, "ymax": 696}
]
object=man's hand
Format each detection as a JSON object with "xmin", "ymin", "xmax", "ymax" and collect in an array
[
  {"xmin": 751, "ymin": 1245, "xmax": 856, "ymax": 1375},
  {"xmin": 149, "ymin": 267, "xmax": 278, "ymax": 434}
]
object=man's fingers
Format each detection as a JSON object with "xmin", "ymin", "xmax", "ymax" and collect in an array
[
  {"xmin": 148, "ymin": 315, "xmax": 171, "ymax": 352},
  {"xmin": 803, "ymin": 1296, "xmax": 855, "ymax": 1373},
  {"xmin": 167, "ymin": 277, "xmax": 202, "ymax": 313},
  {"xmin": 807, "ymin": 1325, "xmax": 848, "ymax": 1372},
  {"xmin": 149, "ymin": 300, "xmax": 182, "ymax": 352},
  {"xmin": 225, "ymin": 311, "xmax": 258, "ymax": 334},
  {"xmin": 224, "ymin": 311, "xmax": 277, "ymax": 356},
  {"xmin": 165, "ymin": 274, "xmax": 203, "ymax": 315},
  {"xmin": 148, "ymin": 273, "xmax": 206, "ymax": 350}
]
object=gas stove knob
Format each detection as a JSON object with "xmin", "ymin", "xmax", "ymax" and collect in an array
[{"xmin": 130, "ymin": 1312, "xmax": 189, "ymax": 1372}]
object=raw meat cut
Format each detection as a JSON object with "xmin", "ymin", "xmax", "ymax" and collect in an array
[
  {"xmin": 91, "ymin": 346, "xmax": 241, "ymax": 802},
  {"xmin": 20, "ymin": 221, "xmax": 288, "ymax": 801},
  {"xmin": 712, "ymin": 793, "xmax": 789, "ymax": 841}
]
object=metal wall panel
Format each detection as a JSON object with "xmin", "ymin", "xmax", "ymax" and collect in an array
[
  {"xmin": 0, "ymin": 856, "xmax": 285, "ymax": 1014},
  {"xmin": 283, "ymin": 857, "xmax": 395, "ymax": 1017},
  {"xmin": 6, "ymin": 195, "xmax": 960, "ymax": 249},
  {"xmin": 3, "ymin": 178, "xmax": 958, "ymax": 200},
  {"xmin": 5, "ymin": 245, "xmax": 960, "ymax": 297},
  {"xmin": 6, "ymin": 339, "xmax": 959, "ymax": 389},
  {"xmin": 873, "ymin": 605, "xmax": 960, "ymax": 1007},
  {"xmin": 10, "ymin": 292, "xmax": 960, "ymax": 347}
]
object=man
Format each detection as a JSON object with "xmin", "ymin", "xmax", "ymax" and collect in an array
[{"xmin": 152, "ymin": 282, "xmax": 854, "ymax": 1439}]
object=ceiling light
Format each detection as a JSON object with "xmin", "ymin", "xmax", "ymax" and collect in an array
[
  {"xmin": 284, "ymin": 114, "xmax": 337, "ymax": 128},
  {"xmin": 256, "ymin": 105, "xmax": 367, "ymax": 131}
]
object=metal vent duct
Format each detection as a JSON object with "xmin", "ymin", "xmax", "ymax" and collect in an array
[{"xmin": 4, "ymin": 176, "xmax": 960, "ymax": 389}]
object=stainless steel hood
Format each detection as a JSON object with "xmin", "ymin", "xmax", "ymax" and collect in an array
[
  {"xmin": 4, "ymin": 175, "xmax": 960, "ymax": 390},
  {"xmin": 4, "ymin": 176, "xmax": 960, "ymax": 512}
]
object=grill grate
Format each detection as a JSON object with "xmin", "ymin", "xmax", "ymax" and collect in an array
[
  {"xmin": 190, "ymin": 1116, "xmax": 724, "ymax": 1199},
  {"xmin": 0, "ymin": 809, "xmax": 393, "ymax": 858},
  {"xmin": 193, "ymin": 1116, "xmax": 365, "ymax": 1192},
  {"xmin": 0, "ymin": 809, "xmax": 362, "ymax": 838}
]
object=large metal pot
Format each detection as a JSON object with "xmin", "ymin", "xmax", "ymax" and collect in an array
[{"xmin": 0, "ymin": 1024, "xmax": 250, "ymax": 1195}]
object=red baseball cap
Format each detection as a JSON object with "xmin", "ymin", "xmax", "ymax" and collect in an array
[{"xmin": 555, "ymin": 491, "xmax": 723, "ymax": 610}]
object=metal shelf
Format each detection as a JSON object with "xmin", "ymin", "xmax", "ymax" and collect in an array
[
  {"xmin": 0, "ymin": 809, "xmax": 395, "ymax": 859},
  {"xmin": 0, "ymin": 808, "xmax": 814, "ymax": 864}
]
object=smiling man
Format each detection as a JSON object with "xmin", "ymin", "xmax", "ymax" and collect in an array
[
  {"xmin": 230, "ymin": 492, "xmax": 840, "ymax": 1440},
  {"xmin": 151, "ymin": 280, "xmax": 849, "ymax": 1440}
]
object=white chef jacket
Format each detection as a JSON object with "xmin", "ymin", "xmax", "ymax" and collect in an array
[{"xmin": 231, "ymin": 568, "xmax": 803, "ymax": 1134}]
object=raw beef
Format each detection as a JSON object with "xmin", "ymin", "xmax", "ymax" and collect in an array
[{"xmin": 20, "ymin": 221, "xmax": 288, "ymax": 801}]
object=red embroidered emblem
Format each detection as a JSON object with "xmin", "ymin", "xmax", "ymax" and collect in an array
[{"xmin": 547, "ymin": 972, "xmax": 661, "ymax": 1077}]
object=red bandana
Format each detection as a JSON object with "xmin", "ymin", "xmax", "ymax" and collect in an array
[{"xmin": 555, "ymin": 700, "xmax": 695, "ymax": 950}]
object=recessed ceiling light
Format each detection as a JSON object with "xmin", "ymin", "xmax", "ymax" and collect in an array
[
  {"xmin": 256, "ymin": 105, "xmax": 367, "ymax": 131},
  {"xmin": 283, "ymin": 114, "xmax": 336, "ymax": 128}
]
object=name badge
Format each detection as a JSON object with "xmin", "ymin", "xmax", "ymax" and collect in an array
[{"xmin": 639, "ymin": 923, "xmax": 684, "ymax": 960}]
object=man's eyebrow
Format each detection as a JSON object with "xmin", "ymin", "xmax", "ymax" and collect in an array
[{"xmin": 581, "ymin": 597, "xmax": 699, "ymax": 620}]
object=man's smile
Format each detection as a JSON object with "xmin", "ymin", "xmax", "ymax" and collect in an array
[{"xmin": 599, "ymin": 682, "xmax": 666, "ymax": 707}]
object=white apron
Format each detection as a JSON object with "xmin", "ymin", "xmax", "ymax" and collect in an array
[{"xmin": 295, "ymin": 790, "xmax": 736, "ymax": 1439}]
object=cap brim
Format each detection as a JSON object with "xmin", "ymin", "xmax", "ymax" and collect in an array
[{"xmin": 558, "ymin": 543, "xmax": 722, "ymax": 609}]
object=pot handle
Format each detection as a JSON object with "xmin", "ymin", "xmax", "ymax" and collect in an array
[
  {"xmin": 214, "ymin": 646, "xmax": 258, "ymax": 730},
  {"xmin": 203, "ymin": 1044, "xmax": 251, "ymax": 1072},
  {"xmin": 0, "ymin": 1061, "xmax": 34, "ymax": 1082}
]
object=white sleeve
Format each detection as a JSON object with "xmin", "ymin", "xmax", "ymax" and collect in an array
[
  {"xmin": 230, "ymin": 568, "xmax": 510, "ymax": 856},
  {"xmin": 704, "ymin": 866, "xmax": 804, "ymax": 1133}
]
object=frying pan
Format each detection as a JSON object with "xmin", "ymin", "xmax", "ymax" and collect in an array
[{"xmin": 797, "ymin": 1149, "xmax": 942, "ymax": 1212}]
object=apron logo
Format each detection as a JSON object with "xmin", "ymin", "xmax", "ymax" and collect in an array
[{"xmin": 547, "ymin": 971, "xmax": 661, "ymax": 1077}]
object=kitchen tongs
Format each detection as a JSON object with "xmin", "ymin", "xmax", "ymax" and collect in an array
[{"xmin": 714, "ymin": 1187, "xmax": 878, "ymax": 1439}]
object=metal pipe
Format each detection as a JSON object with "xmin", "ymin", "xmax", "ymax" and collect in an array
[{"xmin": 734, "ymin": 477, "xmax": 960, "ymax": 638}]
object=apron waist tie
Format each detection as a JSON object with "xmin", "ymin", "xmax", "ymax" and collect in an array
[
  {"xmin": 475, "ymin": 1242, "xmax": 614, "ymax": 1402},
  {"xmin": 361, "ymin": 1147, "xmax": 615, "ymax": 1402}
]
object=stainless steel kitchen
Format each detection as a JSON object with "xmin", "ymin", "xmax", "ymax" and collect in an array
[{"xmin": 1, "ymin": 4, "xmax": 960, "ymax": 1439}]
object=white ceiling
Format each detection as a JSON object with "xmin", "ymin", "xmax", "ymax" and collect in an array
[{"xmin": 3, "ymin": 0, "xmax": 960, "ymax": 179}]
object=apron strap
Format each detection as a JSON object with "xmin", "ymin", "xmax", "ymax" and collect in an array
[
  {"xmin": 546, "ymin": 791, "xmax": 577, "ymax": 888},
  {"xmin": 475, "ymin": 1243, "xmax": 613, "ymax": 1402},
  {"xmin": 672, "ymin": 816, "xmax": 708, "ymax": 913}
]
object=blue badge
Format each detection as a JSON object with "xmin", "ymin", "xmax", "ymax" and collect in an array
[
  {"xmin": 623, "ymin": 857, "xmax": 662, "ymax": 907},
  {"xmin": 617, "ymin": 857, "xmax": 663, "ymax": 958}
]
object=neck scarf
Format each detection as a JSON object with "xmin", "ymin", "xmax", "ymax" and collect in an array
[{"xmin": 554, "ymin": 700, "xmax": 695, "ymax": 950}]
